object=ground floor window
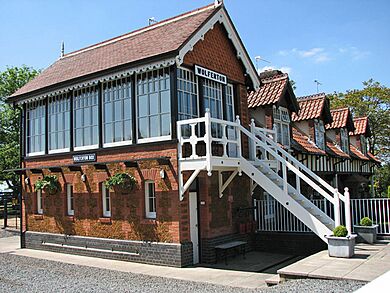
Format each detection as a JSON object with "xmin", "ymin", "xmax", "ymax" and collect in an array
[
  {"xmin": 102, "ymin": 184, "xmax": 111, "ymax": 217},
  {"xmin": 66, "ymin": 184, "xmax": 74, "ymax": 216},
  {"xmin": 36, "ymin": 190, "xmax": 43, "ymax": 214},
  {"xmin": 145, "ymin": 181, "xmax": 156, "ymax": 219}
]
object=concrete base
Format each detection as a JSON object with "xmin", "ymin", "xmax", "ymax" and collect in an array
[
  {"xmin": 354, "ymin": 225, "xmax": 378, "ymax": 244},
  {"xmin": 326, "ymin": 235, "xmax": 357, "ymax": 258}
]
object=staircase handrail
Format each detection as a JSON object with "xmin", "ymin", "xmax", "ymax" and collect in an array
[{"xmin": 240, "ymin": 124, "xmax": 341, "ymax": 204}]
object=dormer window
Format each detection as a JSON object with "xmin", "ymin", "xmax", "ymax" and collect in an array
[
  {"xmin": 340, "ymin": 128, "xmax": 349, "ymax": 154},
  {"xmin": 273, "ymin": 106, "xmax": 290, "ymax": 147},
  {"xmin": 360, "ymin": 135, "xmax": 367, "ymax": 154},
  {"xmin": 314, "ymin": 120, "xmax": 325, "ymax": 150}
]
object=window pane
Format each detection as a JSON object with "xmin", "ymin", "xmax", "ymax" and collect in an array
[
  {"xmin": 138, "ymin": 95, "xmax": 148, "ymax": 116},
  {"xmin": 150, "ymin": 92, "xmax": 159, "ymax": 115},
  {"xmin": 138, "ymin": 117, "xmax": 148, "ymax": 139}
]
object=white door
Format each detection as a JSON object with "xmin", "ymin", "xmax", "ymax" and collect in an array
[{"xmin": 189, "ymin": 192, "xmax": 199, "ymax": 264}]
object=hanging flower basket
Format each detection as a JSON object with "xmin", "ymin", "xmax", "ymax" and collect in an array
[
  {"xmin": 35, "ymin": 175, "xmax": 62, "ymax": 195},
  {"xmin": 105, "ymin": 173, "xmax": 136, "ymax": 194}
]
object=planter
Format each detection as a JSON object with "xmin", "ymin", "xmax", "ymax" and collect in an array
[
  {"xmin": 326, "ymin": 235, "xmax": 357, "ymax": 258},
  {"xmin": 354, "ymin": 225, "xmax": 378, "ymax": 244}
]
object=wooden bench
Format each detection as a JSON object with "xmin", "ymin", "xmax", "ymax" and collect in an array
[{"xmin": 215, "ymin": 241, "xmax": 247, "ymax": 265}]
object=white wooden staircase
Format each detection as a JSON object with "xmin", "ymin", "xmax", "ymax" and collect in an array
[{"xmin": 177, "ymin": 111, "xmax": 351, "ymax": 243}]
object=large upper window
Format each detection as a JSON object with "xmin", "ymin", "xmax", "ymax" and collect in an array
[
  {"xmin": 340, "ymin": 128, "xmax": 349, "ymax": 154},
  {"xmin": 177, "ymin": 67, "xmax": 199, "ymax": 137},
  {"xmin": 273, "ymin": 106, "xmax": 290, "ymax": 147},
  {"xmin": 103, "ymin": 77, "xmax": 132, "ymax": 146},
  {"xmin": 26, "ymin": 100, "xmax": 46, "ymax": 156},
  {"xmin": 137, "ymin": 68, "xmax": 171, "ymax": 142},
  {"xmin": 314, "ymin": 120, "xmax": 325, "ymax": 150},
  {"xmin": 73, "ymin": 86, "xmax": 99, "ymax": 150},
  {"xmin": 203, "ymin": 79, "xmax": 223, "ymax": 137},
  {"xmin": 48, "ymin": 94, "xmax": 70, "ymax": 153}
]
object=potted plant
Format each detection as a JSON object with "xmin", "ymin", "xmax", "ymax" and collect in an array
[
  {"xmin": 35, "ymin": 175, "xmax": 61, "ymax": 195},
  {"xmin": 326, "ymin": 225, "xmax": 357, "ymax": 258},
  {"xmin": 105, "ymin": 173, "xmax": 136, "ymax": 194},
  {"xmin": 354, "ymin": 217, "xmax": 378, "ymax": 244}
]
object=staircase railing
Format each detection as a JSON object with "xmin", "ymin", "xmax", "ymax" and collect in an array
[
  {"xmin": 247, "ymin": 120, "xmax": 351, "ymax": 233},
  {"xmin": 177, "ymin": 113, "xmax": 352, "ymax": 234}
]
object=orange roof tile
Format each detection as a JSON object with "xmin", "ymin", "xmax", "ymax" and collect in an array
[
  {"xmin": 349, "ymin": 144, "xmax": 369, "ymax": 161},
  {"xmin": 9, "ymin": 4, "xmax": 218, "ymax": 99},
  {"xmin": 326, "ymin": 141, "xmax": 350, "ymax": 159},
  {"xmin": 291, "ymin": 127, "xmax": 326, "ymax": 155},
  {"xmin": 247, "ymin": 73, "xmax": 289, "ymax": 108},
  {"xmin": 367, "ymin": 152, "xmax": 381, "ymax": 164},
  {"xmin": 291, "ymin": 93, "xmax": 326, "ymax": 122},
  {"xmin": 350, "ymin": 117, "xmax": 370, "ymax": 136},
  {"xmin": 325, "ymin": 108, "xmax": 353, "ymax": 130}
]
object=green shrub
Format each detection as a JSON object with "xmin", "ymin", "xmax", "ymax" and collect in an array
[
  {"xmin": 333, "ymin": 225, "xmax": 348, "ymax": 237},
  {"xmin": 35, "ymin": 175, "xmax": 61, "ymax": 195},
  {"xmin": 360, "ymin": 217, "xmax": 373, "ymax": 226},
  {"xmin": 105, "ymin": 173, "xmax": 136, "ymax": 191}
]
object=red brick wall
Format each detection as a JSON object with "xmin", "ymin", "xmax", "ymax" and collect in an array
[
  {"xmin": 183, "ymin": 23, "xmax": 246, "ymax": 85},
  {"xmin": 22, "ymin": 144, "xmax": 182, "ymax": 243}
]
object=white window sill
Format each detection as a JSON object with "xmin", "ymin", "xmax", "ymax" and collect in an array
[
  {"xmin": 145, "ymin": 213, "xmax": 156, "ymax": 219},
  {"xmin": 26, "ymin": 151, "xmax": 45, "ymax": 157},
  {"xmin": 49, "ymin": 148, "xmax": 70, "ymax": 154},
  {"xmin": 74, "ymin": 145, "xmax": 99, "ymax": 152},
  {"xmin": 103, "ymin": 141, "xmax": 132, "ymax": 148},
  {"xmin": 138, "ymin": 135, "xmax": 171, "ymax": 144},
  {"xmin": 67, "ymin": 211, "xmax": 74, "ymax": 216}
]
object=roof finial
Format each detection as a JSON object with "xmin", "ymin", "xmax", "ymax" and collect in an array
[
  {"xmin": 214, "ymin": 0, "xmax": 223, "ymax": 7},
  {"xmin": 61, "ymin": 41, "xmax": 65, "ymax": 57}
]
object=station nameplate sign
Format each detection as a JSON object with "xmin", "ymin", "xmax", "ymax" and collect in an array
[
  {"xmin": 194, "ymin": 65, "xmax": 227, "ymax": 84},
  {"xmin": 73, "ymin": 153, "xmax": 96, "ymax": 164}
]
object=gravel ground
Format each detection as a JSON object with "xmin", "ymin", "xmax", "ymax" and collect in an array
[{"xmin": 0, "ymin": 253, "xmax": 367, "ymax": 293}]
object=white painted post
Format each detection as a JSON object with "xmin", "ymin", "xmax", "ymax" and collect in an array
[
  {"xmin": 295, "ymin": 162, "xmax": 301, "ymax": 195},
  {"xmin": 205, "ymin": 109, "xmax": 212, "ymax": 176},
  {"xmin": 249, "ymin": 119, "xmax": 256, "ymax": 161},
  {"xmin": 177, "ymin": 121, "xmax": 182, "ymax": 160},
  {"xmin": 235, "ymin": 115, "xmax": 242, "ymax": 158},
  {"xmin": 333, "ymin": 188, "xmax": 340, "ymax": 227},
  {"xmin": 344, "ymin": 187, "xmax": 352, "ymax": 235}
]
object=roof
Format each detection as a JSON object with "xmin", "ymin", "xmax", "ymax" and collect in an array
[
  {"xmin": 326, "ymin": 141, "xmax": 350, "ymax": 159},
  {"xmin": 367, "ymin": 152, "xmax": 381, "ymax": 164},
  {"xmin": 325, "ymin": 108, "xmax": 355, "ymax": 131},
  {"xmin": 8, "ymin": 3, "xmax": 220, "ymax": 100},
  {"xmin": 349, "ymin": 144, "xmax": 369, "ymax": 161},
  {"xmin": 291, "ymin": 127, "xmax": 326, "ymax": 155},
  {"xmin": 247, "ymin": 71, "xmax": 299, "ymax": 112},
  {"xmin": 291, "ymin": 93, "xmax": 332, "ymax": 124},
  {"xmin": 350, "ymin": 117, "xmax": 371, "ymax": 137}
]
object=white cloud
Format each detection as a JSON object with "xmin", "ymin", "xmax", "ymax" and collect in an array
[
  {"xmin": 338, "ymin": 46, "xmax": 370, "ymax": 60},
  {"xmin": 258, "ymin": 65, "xmax": 292, "ymax": 74},
  {"xmin": 278, "ymin": 47, "xmax": 331, "ymax": 63}
]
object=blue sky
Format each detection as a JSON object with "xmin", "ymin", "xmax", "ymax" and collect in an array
[{"xmin": 0, "ymin": 0, "xmax": 389, "ymax": 96}]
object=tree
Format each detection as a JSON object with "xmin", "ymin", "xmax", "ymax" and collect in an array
[
  {"xmin": 329, "ymin": 79, "xmax": 390, "ymax": 197},
  {"xmin": 0, "ymin": 65, "xmax": 40, "ymax": 192},
  {"xmin": 328, "ymin": 79, "xmax": 390, "ymax": 161}
]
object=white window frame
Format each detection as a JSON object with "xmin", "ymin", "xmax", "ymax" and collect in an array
[
  {"xmin": 202, "ymin": 78, "xmax": 224, "ymax": 138},
  {"xmin": 340, "ymin": 128, "xmax": 349, "ymax": 154},
  {"xmin": 136, "ymin": 68, "xmax": 171, "ymax": 144},
  {"xmin": 273, "ymin": 106, "xmax": 290, "ymax": 148},
  {"xmin": 315, "ymin": 119, "xmax": 326, "ymax": 150},
  {"xmin": 145, "ymin": 181, "xmax": 156, "ymax": 219},
  {"xmin": 73, "ymin": 86, "xmax": 99, "ymax": 150},
  {"xmin": 360, "ymin": 135, "xmax": 367, "ymax": 154},
  {"xmin": 177, "ymin": 66, "xmax": 199, "ymax": 121},
  {"xmin": 102, "ymin": 184, "xmax": 111, "ymax": 218},
  {"xmin": 37, "ymin": 189, "xmax": 43, "ymax": 214},
  {"xmin": 66, "ymin": 184, "xmax": 74, "ymax": 216},
  {"xmin": 48, "ymin": 93, "xmax": 71, "ymax": 154},
  {"xmin": 102, "ymin": 77, "xmax": 133, "ymax": 147},
  {"xmin": 26, "ymin": 100, "xmax": 46, "ymax": 156}
]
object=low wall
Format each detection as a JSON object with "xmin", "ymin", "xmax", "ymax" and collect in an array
[{"xmin": 25, "ymin": 231, "xmax": 193, "ymax": 267}]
